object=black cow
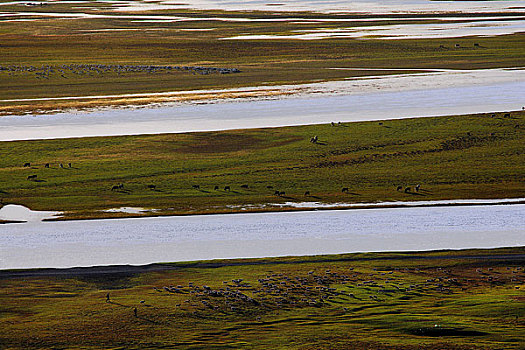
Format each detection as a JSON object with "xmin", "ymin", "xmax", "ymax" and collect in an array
[
  {"xmin": 341, "ymin": 187, "xmax": 349, "ymax": 193},
  {"xmin": 192, "ymin": 184, "xmax": 200, "ymax": 189},
  {"xmin": 224, "ymin": 186, "xmax": 230, "ymax": 191},
  {"xmin": 23, "ymin": 162, "xmax": 31, "ymax": 167}
]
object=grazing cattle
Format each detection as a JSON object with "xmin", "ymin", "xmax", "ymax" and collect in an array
[
  {"xmin": 341, "ymin": 187, "xmax": 349, "ymax": 193},
  {"xmin": 214, "ymin": 185, "xmax": 219, "ymax": 190},
  {"xmin": 147, "ymin": 184, "xmax": 156, "ymax": 190},
  {"xmin": 266, "ymin": 185, "xmax": 273, "ymax": 189},
  {"xmin": 331, "ymin": 122, "xmax": 335, "ymax": 126},
  {"xmin": 474, "ymin": 43, "xmax": 479, "ymax": 47},
  {"xmin": 504, "ymin": 113, "xmax": 510, "ymax": 118},
  {"xmin": 224, "ymin": 186, "xmax": 230, "ymax": 191},
  {"xmin": 310, "ymin": 135, "xmax": 318, "ymax": 143},
  {"xmin": 118, "ymin": 183, "xmax": 124, "ymax": 189},
  {"xmin": 44, "ymin": 163, "xmax": 50, "ymax": 168},
  {"xmin": 396, "ymin": 185, "xmax": 403, "ymax": 191},
  {"xmin": 415, "ymin": 184, "xmax": 421, "ymax": 192},
  {"xmin": 59, "ymin": 163, "xmax": 64, "ymax": 168},
  {"xmin": 454, "ymin": 43, "xmax": 460, "ymax": 48},
  {"xmin": 378, "ymin": 122, "xmax": 383, "ymax": 125},
  {"xmin": 27, "ymin": 174, "xmax": 37, "ymax": 180},
  {"xmin": 404, "ymin": 187, "xmax": 411, "ymax": 193},
  {"xmin": 68, "ymin": 163, "xmax": 72, "ymax": 168},
  {"xmin": 192, "ymin": 184, "xmax": 200, "ymax": 189},
  {"xmin": 111, "ymin": 185, "xmax": 120, "ymax": 191},
  {"xmin": 240, "ymin": 184, "xmax": 249, "ymax": 189},
  {"xmin": 274, "ymin": 190, "xmax": 280, "ymax": 196},
  {"xmin": 304, "ymin": 191, "xmax": 310, "ymax": 196},
  {"xmin": 279, "ymin": 191, "xmax": 286, "ymax": 196},
  {"xmin": 23, "ymin": 162, "xmax": 31, "ymax": 167}
]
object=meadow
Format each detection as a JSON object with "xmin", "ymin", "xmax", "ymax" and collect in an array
[
  {"xmin": 0, "ymin": 247, "xmax": 523, "ymax": 349},
  {"xmin": 0, "ymin": 110, "xmax": 523, "ymax": 220}
]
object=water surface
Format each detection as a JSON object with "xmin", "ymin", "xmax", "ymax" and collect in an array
[{"xmin": 1, "ymin": 204, "xmax": 523, "ymax": 269}]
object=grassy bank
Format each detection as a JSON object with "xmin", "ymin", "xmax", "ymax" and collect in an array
[
  {"xmin": 1, "ymin": 247, "xmax": 523, "ymax": 349},
  {"xmin": 0, "ymin": 111, "xmax": 523, "ymax": 219}
]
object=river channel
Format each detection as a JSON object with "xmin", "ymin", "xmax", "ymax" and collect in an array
[{"xmin": 1, "ymin": 203, "xmax": 523, "ymax": 269}]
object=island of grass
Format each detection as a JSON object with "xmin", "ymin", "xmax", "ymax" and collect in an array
[
  {"xmin": 1, "ymin": 246, "xmax": 523, "ymax": 349},
  {"xmin": 0, "ymin": 110, "xmax": 523, "ymax": 220},
  {"xmin": 1, "ymin": 2, "xmax": 524, "ymax": 114}
]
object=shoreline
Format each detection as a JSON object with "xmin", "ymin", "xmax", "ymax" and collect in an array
[
  {"xmin": 1, "ymin": 246, "xmax": 523, "ymax": 277},
  {"xmin": 45, "ymin": 198, "xmax": 525, "ymax": 222},
  {"xmin": 1, "ymin": 197, "xmax": 524, "ymax": 224}
]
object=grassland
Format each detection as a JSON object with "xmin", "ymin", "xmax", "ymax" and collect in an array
[
  {"xmin": 0, "ymin": 247, "xmax": 523, "ymax": 349},
  {"xmin": 1, "ymin": 1, "xmax": 524, "ymax": 114},
  {"xmin": 0, "ymin": 110, "xmax": 523, "ymax": 219}
]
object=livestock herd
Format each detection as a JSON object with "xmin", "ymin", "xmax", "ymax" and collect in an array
[
  {"xmin": 121, "ymin": 264, "xmax": 523, "ymax": 319},
  {"xmin": 0, "ymin": 64, "xmax": 241, "ymax": 79}
]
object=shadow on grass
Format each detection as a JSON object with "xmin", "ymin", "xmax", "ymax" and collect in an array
[{"xmin": 408, "ymin": 327, "xmax": 488, "ymax": 337}]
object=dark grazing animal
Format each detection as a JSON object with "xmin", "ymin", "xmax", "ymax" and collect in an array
[
  {"xmin": 396, "ymin": 185, "xmax": 403, "ymax": 191},
  {"xmin": 111, "ymin": 185, "xmax": 120, "ymax": 191},
  {"xmin": 304, "ymin": 191, "xmax": 310, "ymax": 196},
  {"xmin": 405, "ymin": 187, "xmax": 411, "ymax": 193},
  {"xmin": 224, "ymin": 186, "xmax": 230, "ymax": 191},
  {"xmin": 341, "ymin": 187, "xmax": 349, "ymax": 193},
  {"xmin": 214, "ymin": 185, "xmax": 219, "ymax": 190},
  {"xmin": 27, "ymin": 174, "xmax": 37, "ymax": 180},
  {"xmin": 44, "ymin": 163, "xmax": 50, "ymax": 168},
  {"xmin": 192, "ymin": 184, "xmax": 200, "ymax": 189},
  {"xmin": 147, "ymin": 184, "xmax": 156, "ymax": 190},
  {"xmin": 23, "ymin": 162, "xmax": 31, "ymax": 167},
  {"xmin": 240, "ymin": 184, "xmax": 249, "ymax": 189}
]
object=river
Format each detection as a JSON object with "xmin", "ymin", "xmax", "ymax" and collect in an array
[
  {"xmin": 1, "ymin": 68, "xmax": 524, "ymax": 141},
  {"xmin": 1, "ymin": 203, "xmax": 523, "ymax": 269}
]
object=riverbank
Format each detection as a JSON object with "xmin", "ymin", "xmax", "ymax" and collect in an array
[{"xmin": 1, "ymin": 246, "xmax": 523, "ymax": 349}]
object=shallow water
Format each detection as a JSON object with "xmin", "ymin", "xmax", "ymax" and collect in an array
[
  {"xmin": 224, "ymin": 19, "xmax": 525, "ymax": 40},
  {"xmin": 111, "ymin": 0, "xmax": 525, "ymax": 14},
  {"xmin": 0, "ymin": 204, "xmax": 523, "ymax": 269},
  {"xmin": 1, "ymin": 68, "xmax": 524, "ymax": 141}
]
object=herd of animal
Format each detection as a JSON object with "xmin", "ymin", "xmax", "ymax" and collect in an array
[
  {"xmin": 23, "ymin": 162, "xmax": 73, "ymax": 181},
  {"xmin": 125, "ymin": 265, "xmax": 523, "ymax": 318},
  {"xmin": 0, "ymin": 64, "xmax": 241, "ymax": 79},
  {"xmin": 21, "ymin": 161, "xmax": 423, "ymax": 197}
]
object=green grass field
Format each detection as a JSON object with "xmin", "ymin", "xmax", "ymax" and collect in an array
[
  {"xmin": 0, "ymin": 111, "xmax": 523, "ymax": 219},
  {"xmin": 1, "ymin": 247, "xmax": 523, "ymax": 349}
]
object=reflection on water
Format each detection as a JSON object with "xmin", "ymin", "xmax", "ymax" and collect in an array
[{"xmin": 1, "ymin": 204, "xmax": 523, "ymax": 269}]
